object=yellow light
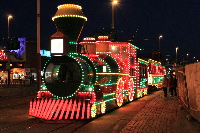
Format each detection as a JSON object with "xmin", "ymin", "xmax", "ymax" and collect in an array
[
  {"xmin": 113, "ymin": 0, "xmax": 118, "ymax": 4},
  {"xmin": 83, "ymin": 37, "xmax": 95, "ymax": 40},
  {"xmin": 151, "ymin": 74, "xmax": 164, "ymax": 77},
  {"xmin": 8, "ymin": 15, "xmax": 13, "ymax": 19},
  {"xmin": 91, "ymin": 104, "xmax": 96, "ymax": 118},
  {"xmin": 88, "ymin": 73, "xmax": 129, "ymax": 75},
  {"xmin": 52, "ymin": 4, "xmax": 87, "ymax": 21},
  {"xmin": 98, "ymin": 36, "xmax": 108, "ymax": 39},
  {"xmin": 101, "ymin": 101, "xmax": 106, "ymax": 114},
  {"xmin": 58, "ymin": 4, "xmax": 82, "ymax": 10}
]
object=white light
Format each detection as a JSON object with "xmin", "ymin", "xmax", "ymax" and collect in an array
[
  {"xmin": 88, "ymin": 87, "xmax": 93, "ymax": 91},
  {"xmin": 51, "ymin": 39, "xmax": 63, "ymax": 53},
  {"xmin": 113, "ymin": 0, "xmax": 118, "ymax": 4},
  {"xmin": 103, "ymin": 66, "xmax": 107, "ymax": 72}
]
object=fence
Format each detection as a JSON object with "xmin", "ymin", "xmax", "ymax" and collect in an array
[{"xmin": 177, "ymin": 62, "xmax": 200, "ymax": 122}]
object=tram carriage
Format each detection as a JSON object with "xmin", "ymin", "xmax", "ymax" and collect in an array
[{"xmin": 29, "ymin": 4, "xmax": 165, "ymax": 120}]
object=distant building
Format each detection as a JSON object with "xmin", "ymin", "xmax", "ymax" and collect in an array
[{"xmin": 0, "ymin": 37, "xmax": 37, "ymax": 85}]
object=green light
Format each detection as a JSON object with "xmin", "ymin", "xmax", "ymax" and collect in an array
[
  {"xmin": 103, "ymin": 93, "xmax": 115, "ymax": 97},
  {"xmin": 104, "ymin": 98, "xmax": 116, "ymax": 102},
  {"xmin": 140, "ymin": 78, "xmax": 147, "ymax": 89},
  {"xmin": 152, "ymin": 76, "xmax": 163, "ymax": 84}
]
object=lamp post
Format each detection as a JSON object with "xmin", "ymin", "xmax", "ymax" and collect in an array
[
  {"xmin": 176, "ymin": 47, "xmax": 179, "ymax": 64},
  {"xmin": 186, "ymin": 53, "xmax": 189, "ymax": 62},
  {"xmin": 193, "ymin": 57, "xmax": 196, "ymax": 62},
  {"xmin": 8, "ymin": 15, "xmax": 13, "ymax": 39},
  {"xmin": 7, "ymin": 15, "xmax": 13, "ymax": 86},
  {"xmin": 158, "ymin": 35, "xmax": 162, "ymax": 51},
  {"xmin": 111, "ymin": 0, "xmax": 118, "ymax": 30},
  {"xmin": 158, "ymin": 35, "xmax": 162, "ymax": 61},
  {"xmin": 37, "ymin": 0, "xmax": 41, "ymax": 90}
]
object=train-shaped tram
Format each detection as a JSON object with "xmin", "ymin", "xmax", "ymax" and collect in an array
[{"xmin": 29, "ymin": 4, "xmax": 166, "ymax": 120}]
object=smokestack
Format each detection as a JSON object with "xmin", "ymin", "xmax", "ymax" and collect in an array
[{"xmin": 52, "ymin": 4, "xmax": 87, "ymax": 52}]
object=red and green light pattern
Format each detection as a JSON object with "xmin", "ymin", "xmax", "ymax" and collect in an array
[
  {"xmin": 30, "ymin": 34, "xmax": 166, "ymax": 120},
  {"xmin": 128, "ymin": 78, "xmax": 135, "ymax": 101},
  {"xmin": 116, "ymin": 78, "xmax": 124, "ymax": 107},
  {"xmin": 29, "ymin": 98, "xmax": 92, "ymax": 120}
]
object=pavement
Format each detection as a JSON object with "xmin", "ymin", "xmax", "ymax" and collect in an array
[
  {"xmin": 0, "ymin": 85, "xmax": 200, "ymax": 133},
  {"xmin": 121, "ymin": 91, "xmax": 200, "ymax": 133}
]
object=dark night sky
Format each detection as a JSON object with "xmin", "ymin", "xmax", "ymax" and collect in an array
[{"xmin": 0, "ymin": 0, "xmax": 200, "ymax": 62}]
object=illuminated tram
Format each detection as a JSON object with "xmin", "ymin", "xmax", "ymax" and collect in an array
[{"xmin": 29, "ymin": 4, "xmax": 166, "ymax": 120}]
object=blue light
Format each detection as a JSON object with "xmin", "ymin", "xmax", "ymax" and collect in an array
[{"xmin": 40, "ymin": 50, "xmax": 51, "ymax": 57}]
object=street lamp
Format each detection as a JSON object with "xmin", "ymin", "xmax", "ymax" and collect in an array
[
  {"xmin": 186, "ymin": 53, "xmax": 189, "ymax": 62},
  {"xmin": 37, "ymin": 0, "xmax": 41, "ymax": 90},
  {"xmin": 158, "ymin": 35, "xmax": 162, "ymax": 61},
  {"xmin": 7, "ymin": 15, "xmax": 13, "ymax": 86},
  {"xmin": 193, "ymin": 57, "xmax": 197, "ymax": 62},
  {"xmin": 176, "ymin": 47, "xmax": 179, "ymax": 64},
  {"xmin": 158, "ymin": 35, "xmax": 162, "ymax": 51},
  {"xmin": 8, "ymin": 15, "xmax": 13, "ymax": 39},
  {"xmin": 111, "ymin": 0, "xmax": 118, "ymax": 30}
]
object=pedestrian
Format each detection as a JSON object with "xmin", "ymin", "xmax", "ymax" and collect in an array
[
  {"xmin": 5, "ymin": 78, "xmax": 7, "ymax": 85},
  {"xmin": 168, "ymin": 75, "xmax": 177, "ymax": 97},
  {"xmin": 162, "ymin": 75, "xmax": 168, "ymax": 97}
]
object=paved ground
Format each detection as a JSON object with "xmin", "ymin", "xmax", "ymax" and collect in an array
[
  {"xmin": 121, "ymin": 92, "xmax": 200, "ymax": 133},
  {"xmin": 0, "ymin": 84, "xmax": 37, "ymax": 97},
  {"xmin": 0, "ymin": 84, "xmax": 37, "ymax": 108},
  {"xmin": 0, "ymin": 85, "xmax": 200, "ymax": 133}
]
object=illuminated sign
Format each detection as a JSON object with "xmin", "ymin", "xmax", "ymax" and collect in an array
[
  {"xmin": 40, "ymin": 50, "xmax": 51, "ymax": 57},
  {"xmin": 51, "ymin": 39, "xmax": 63, "ymax": 53}
]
